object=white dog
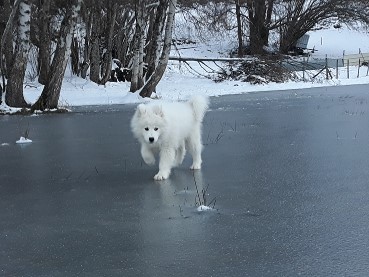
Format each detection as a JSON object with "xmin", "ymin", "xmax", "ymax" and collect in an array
[{"xmin": 131, "ymin": 96, "xmax": 209, "ymax": 180}]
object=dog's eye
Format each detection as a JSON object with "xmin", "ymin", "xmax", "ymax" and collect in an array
[
  {"xmin": 145, "ymin": 127, "xmax": 149, "ymax": 131},
  {"xmin": 154, "ymin": 127, "xmax": 158, "ymax": 131}
]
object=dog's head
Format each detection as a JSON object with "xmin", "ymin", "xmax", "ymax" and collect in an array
[{"xmin": 135, "ymin": 104, "xmax": 166, "ymax": 145}]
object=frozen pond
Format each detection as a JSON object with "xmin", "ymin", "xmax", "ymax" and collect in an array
[{"xmin": 1, "ymin": 85, "xmax": 369, "ymax": 276}]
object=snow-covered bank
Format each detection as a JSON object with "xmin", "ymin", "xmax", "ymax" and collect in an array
[
  {"xmin": 2, "ymin": 25, "xmax": 369, "ymax": 111},
  {"xmin": 20, "ymin": 63, "xmax": 369, "ymax": 108}
]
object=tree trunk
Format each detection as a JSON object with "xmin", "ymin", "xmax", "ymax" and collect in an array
[
  {"xmin": 279, "ymin": 32, "xmax": 293, "ymax": 54},
  {"xmin": 279, "ymin": 26, "xmax": 307, "ymax": 54},
  {"xmin": 139, "ymin": 0, "xmax": 177, "ymax": 98},
  {"xmin": 99, "ymin": 1, "xmax": 117, "ymax": 85},
  {"xmin": 2, "ymin": 2, "xmax": 15, "ymax": 80},
  {"xmin": 80, "ymin": 11, "xmax": 92, "ymax": 79},
  {"xmin": 70, "ymin": 36, "xmax": 79, "ymax": 75},
  {"xmin": 235, "ymin": 0, "xmax": 243, "ymax": 57},
  {"xmin": 0, "ymin": 0, "xmax": 12, "ymax": 38},
  {"xmin": 89, "ymin": 36, "xmax": 100, "ymax": 83},
  {"xmin": 115, "ymin": 11, "xmax": 134, "ymax": 68},
  {"xmin": 247, "ymin": 0, "xmax": 273, "ymax": 55},
  {"xmin": 0, "ymin": 0, "xmax": 20, "ymax": 105},
  {"xmin": 31, "ymin": 0, "xmax": 82, "ymax": 111},
  {"xmin": 248, "ymin": 0, "xmax": 265, "ymax": 54},
  {"xmin": 130, "ymin": 0, "xmax": 146, "ymax": 92},
  {"xmin": 5, "ymin": 0, "xmax": 30, "ymax": 108},
  {"xmin": 89, "ymin": 10, "xmax": 101, "ymax": 84},
  {"xmin": 37, "ymin": 0, "xmax": 51, "ymax": 85},
  {"xmin": 145, "ymin": 0, "xmax": 167, "ymax": 80},
  {"xmin": 264, "ymin": 0, "xmax": 274, "ymax": 45}
]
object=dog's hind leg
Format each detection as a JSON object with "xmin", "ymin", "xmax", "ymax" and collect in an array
[
  {"xmin": 154, "ymin": 148, "xmax": 175, "ymax": 180},
  {"xmin": 187, "ymin": 127, "xmax": 203, "ymax": 170}
]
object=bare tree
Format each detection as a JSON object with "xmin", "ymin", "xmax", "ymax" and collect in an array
[
  {"xmin": 32, "ymin": 0, "xmax": 52, "ymax": 85},
  {"xmin": 31, "ymin": 0, "xmax": 82, "ymax": 111},
  {"xmin": 246, "ymin": 0, "xmax": 275, "ymax": 54},
  {"xmin": 139, "ymin": 0, "xmax": 177, "ymax": 98},
  {"xmin": 0, "ymin": 0, "xmax": 15, "ymax": 104},
  {"xmin": 113, "ymin": 9, "xmax": 135, "ymax": 70},
  {"xmin": 88, "ymin": 2, "xmax": 102, "ymax": 83},
  {"xmin": 99, "ymin": 0, "xmax": 118, "ymax": 85},
  {"xmin": 130, "ymin": 0, "xmax": 147, "ymax": 92},
  {"xmin": 278, "ymin": 0, "xmax": 369, "ymax": 53},
  {"xmin": 83, "ymin": 0, "xmax": 121, "ymax": 84},
  {"xmin": 235, "ymin": 0, "xmax": 244, "ymax": 57},
  {"xmin": 145, "ymin": 0, "xmax": 168, "ymax": 79}
]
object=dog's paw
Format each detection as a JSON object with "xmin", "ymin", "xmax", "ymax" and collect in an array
[{"xmin": 154, "ymin": 171, "xmax": 169, "ymax": 181}]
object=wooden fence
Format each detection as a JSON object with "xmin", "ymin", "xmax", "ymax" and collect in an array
[{"xmin": 343, "ymin": 52, "xmax": 369, "ymax": 66}]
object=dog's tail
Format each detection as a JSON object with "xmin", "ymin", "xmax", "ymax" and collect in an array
[{"xmin": 189, "ymin": 95, "xmax": 209, "ymax": 122}]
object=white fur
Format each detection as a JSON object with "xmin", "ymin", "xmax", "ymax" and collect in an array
[{"xmin": 131, "ymin": 96, "xmax": 209, "ymax": 180}]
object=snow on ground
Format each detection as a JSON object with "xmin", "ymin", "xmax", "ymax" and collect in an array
[
  {"xmin": 197, "ymin": 205, "xmax": 215, "ymax": 212},
  {"xmin": 2, "ymin": 25, "xmax": 369, "ymax": 111},
  {"xmin": 307, "ymin": 27, "xmax": 369, "ymax": 58}
]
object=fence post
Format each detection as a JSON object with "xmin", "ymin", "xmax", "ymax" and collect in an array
[
  {"xmin": 347, "ymin": 59, "xmax": 350, "ymax": 79},
  {"xmin": 336, "ymin": 59, "xmax": 339, "ymax": 79},
  {"xmin": 303, "ymin": 57, "xmax": 305, "ymax": 81},
  {"xmin": 325, "ymin": 55, "xmax": 328, "ymax": 80},
  {"xmin": 357, "ymin": 58, "xmax": 360, "ymax": 78}
]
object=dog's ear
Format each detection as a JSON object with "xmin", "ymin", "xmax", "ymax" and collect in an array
[
  {"xmin": 153, "ymin": 105, "xmax": 164, "ymax": 118},
  {"xmin": 137, "ymin": 104, "xmax": 146, "ymax": 116}
]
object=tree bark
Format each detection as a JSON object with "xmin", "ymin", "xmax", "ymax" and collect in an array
[
  {"xmin": 145, "ymin": 0, "xmax": 167, "ymax": 80},
  {"xmin": 247, "ymin": 0, "xmax": 274, "ymax": 55},
  {"xmin": 89, "ymin": 8, "xmax": 101, "ymax": 84},
  {"xmin": 0, "ymin": 0, "xmax": 12, "ymax": 38},
  {"xmin": 99, "ymin": 1, "xmax": 117, "ymax": 85},
  {"xmin": 235, "ymin": 0, "xmax": 243, "ymax": 57},
  {"xmin": 2, "ymin": 1, "xmax": 15, "ymax": 80},
  {"xmin": 36, "ymin": 0, "xmax": 51, "ymax": 85},
  {"xmin": 70, "ymin": 36, "xmax": 79, "ymax": 75},
  {"xmin": 80, "ymin": 10, "xmax": 93, "ymax": 79},
  {"xmin": 130, "ymin": 0, "xmax": 146, "ymax": 92},
  {"xmin": 0, "ymin": 0, "xmax": 20, "ymax": 105},
  {"xmin": 5, "ymin": 0, "xmax": 30, "ymax": 108},
  {"xmin": 248, "ymin": 0, "xmax": 265, "ymax": 54},
  {"xmin": 31, "ymin": 0, "xmax": 82, "ymax": 111},
  {"xmin": 139, "ymin": 0, "xmax": 177, "ymax": 98},
  {"xmin": 115, "ymin": 10, "xmax": 134, "ymax": 68}
]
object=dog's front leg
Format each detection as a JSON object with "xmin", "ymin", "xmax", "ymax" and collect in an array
[
  {"xmin": 141, "ymin": 144, "xmax": 155, "ymax": 165},
  {"xmin": 154, "ymin": 148, "xmax": 175, "ymax": 180}
]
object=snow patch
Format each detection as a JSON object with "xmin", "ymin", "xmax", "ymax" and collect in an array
[
  {"xmin": 0, "ymin": 103, "xmax": 22, "ymax": 114},
  {"xmin": 197, "ymin": 205, "xmax": 214, "ymax": 212},
  {"xmin": 16, "ymin": 137, "xmax": 32, "ymax": 144}
]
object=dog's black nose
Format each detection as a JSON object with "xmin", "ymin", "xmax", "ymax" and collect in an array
[{"xmin": 149, "ymin": 137, "xmax": 154, "ymax": 143}]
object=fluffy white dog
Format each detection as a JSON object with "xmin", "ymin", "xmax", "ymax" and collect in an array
[{"xmin": 131, "ymin": 96, "xmax": 209, "ymax": 180}]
